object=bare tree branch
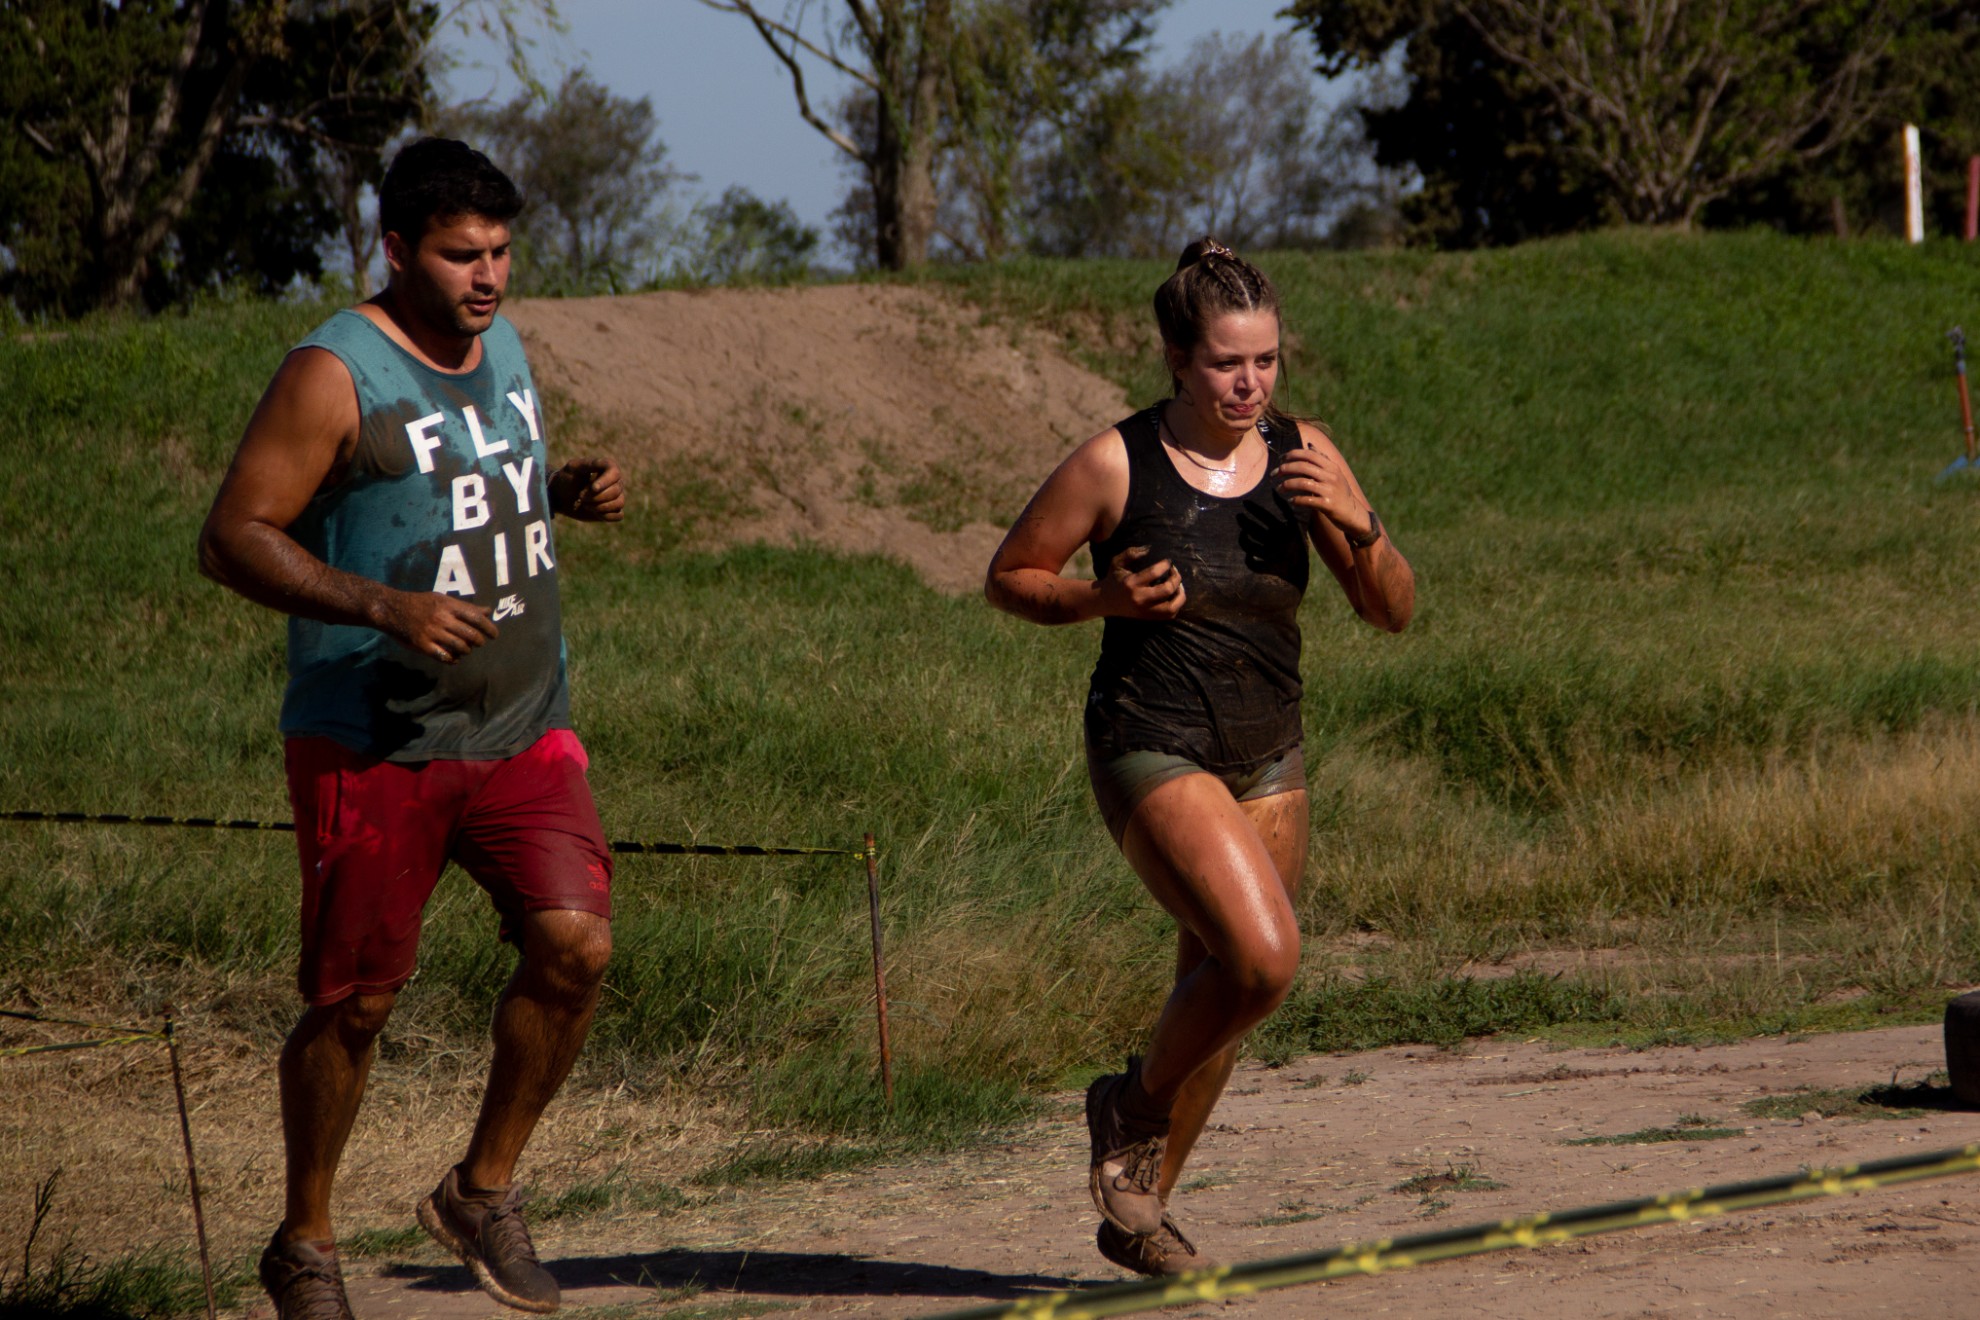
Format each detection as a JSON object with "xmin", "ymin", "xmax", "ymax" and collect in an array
[{"xmin": 697, "ymin": 0, "xmax": 874, "ymax": 161}]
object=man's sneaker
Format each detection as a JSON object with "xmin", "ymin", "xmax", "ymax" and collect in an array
[
  {"xmin": 417, "ymin": 1166, "xmax": 560, "ymax": 1313},
  {"xmin": 1096, "ymin": 1214, "xmax": 1217, "ymax": 1278},
  {"xmin": 1085, "ymin": 1056, "xmax": 1169, "ymax": 1236},
  {"xmin": 258, "ymin": 1232, "xmax": 355, "ymax": 1320}
]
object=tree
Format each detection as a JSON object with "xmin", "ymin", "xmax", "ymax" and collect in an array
[
  {"xmin": 1448, "ymin": 0, "xmax": 1918, "ymax": 227},
  {"xmin": 1285, "ymin": 0, "xmax": 1958, "ymax": 243},
  {"xmin": 241, "ymin": 0, "xmax": 439, "ymax": 296},
  {"xmin": 0, "ymin": 0, "xmax": 553, "ymax": 316},
  {"xmin": 700, "ymin": 0, "xmax": 956, "ymax": 269},
  {"xmin": 1136, "ymin": 32, "xmax": 1401, "ymax": 252},
  {"xmin": 1287, "ymin": 0, "xmax": 1614, "ymax": 244},
  {"xmin": 1008, "ymin": 31, "xmax": 1402, "ymax": 259},
  {"xmin": 445, "ymin": 69, "xmax": 686, "ymax": 294},
  {"xmin": 938, "ymin": 0, "xmax": 1166, "ymax": 260},
  {"xmin": 1708, "ymin": 4, "xmax": 1980, "ymax": 236},
  {"xmin": 682, "ymin": 187, "xmax": 820, "ymax": 285},
  {"xmin": 3, "ymin": 1, "xmax": 275, "ymax": 313}
]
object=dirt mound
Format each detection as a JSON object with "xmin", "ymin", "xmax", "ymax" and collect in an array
[{"xmin": 506, "ymin": 285, "xmax": 1129, "ymax": 593}]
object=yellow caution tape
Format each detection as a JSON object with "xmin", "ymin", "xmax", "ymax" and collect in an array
[{"xmin": 926, "ymin": 1144, "xmax": 1980, "ymax": 1320}]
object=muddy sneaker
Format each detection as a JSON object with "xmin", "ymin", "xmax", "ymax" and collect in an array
[
  {"xmin": 1097, "ymin": 1214, "xmax": 1217, "ymax": 1278},
  {"xmin": 258, "ymin": 1232, "xmax": 355, "ymax": 1320},
  {"xmin": 1085, "ymin": 1056, "xmax": 1170, "ymax": 1236},
  {"xmin": 417, "ymin": 1166, "xmax": 560, "ymax": 1313}
]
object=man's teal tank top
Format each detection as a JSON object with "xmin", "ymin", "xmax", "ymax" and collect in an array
[{"xmin": 279, "ymin": 309, "xmax": 571, "ymax": 761}]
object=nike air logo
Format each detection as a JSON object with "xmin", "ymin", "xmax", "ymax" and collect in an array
[{"xmin": 492, "ymin": 594, "xmax": 526, "ymax": 621}]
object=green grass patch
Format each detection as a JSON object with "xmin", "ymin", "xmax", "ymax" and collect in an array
[
  {"xmin": 1567, "ymin": 1115, "xmax": 1746, "ymax": 1146},
  {"xmin": 0, "ymin": 1171, "xmax": 250, "ymax": 1320},
  {"xmin": 340, "ymin": 1225, "xmax": 429, "ymax": 1258},
  {"xmin": 1249, "ymin": 1198, "xmax": 1349, "ymax": 1227},
  {"xmin": 1255, "ymin": 972, "xmax": 1628, "ymax": 1060},
  {"xmin": 690, "ymin": 1140, "xmax": 891, "ymax": 1188},
  {"xmin": 1742, "ymin": 1076, "xmax": 1964, "ymax": 1121},
  {"xmin": 1393, "ymin": 1166, "xmax": 1505, "ymax": 1199},
  {"xmin": 0, "ymin": 1247, "xmax": 245, "ymax": 1320},
  {"xmin": 530, "ymin": 1173, "xmax": 692, "ymax": 1222}
]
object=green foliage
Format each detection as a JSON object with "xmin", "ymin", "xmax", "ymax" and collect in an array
[
  {"xmin": 0, "ymin": 1172, "xmax": 246, "ymax": 1320},
  {"xmin": 1254, "ymin": 973, "xmax": 1628, "ymax": 1060},
  {"xmin": 0, "ymin": 0, "xmax": 438, "ymax": 315},
  {"xmin": 675, "ymin": 188, "xmax": 819, "ymax": 286},
  {"xmin": 1392, "ymin": 1165, "xmax": 1505, "ymax": 1197},
  {"xmin": 1284, "ymin": 0, "xmax": 1608, "ymax": 245},
  {"xmin": 446, "ymin": 68, "xmax": 686, "ymax": 295},
  {"xmin": 338, "ymin": 1225, "xmax": 428, "ymax": 1257},
  {"xmin": 529, "ymin": 1173, "xmax": 689, "ymax": 1222},
  {"xmin": 1741, "ymin": 1077, "xmax": 1961, "ymax": 1121},
  {"xmin": 1286, "ymin": 0, "xmax": 1979, "ymax": 242},
  {"xmin": 941, "ymin": 0, "xmax": 1171, "ymax": 259}
]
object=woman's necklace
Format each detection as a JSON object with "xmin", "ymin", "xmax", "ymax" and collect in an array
[{"xmin": 1160, "ymin": 409, "xmax": 1254, "ymax": 475}]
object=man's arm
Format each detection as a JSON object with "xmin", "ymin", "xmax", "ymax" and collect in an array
[{"xmin": 198, "ymin": 348, "xmax": 498, "ymax": 664}]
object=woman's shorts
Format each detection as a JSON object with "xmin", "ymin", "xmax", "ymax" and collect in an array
[{"xmin": 1085, "ymin": 740, "xmax": 1306, "ymax": 844}]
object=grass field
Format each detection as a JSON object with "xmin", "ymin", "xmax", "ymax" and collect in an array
[{"xmin": 4, "ymin": 230, "xmax": 1980, "ymax": 1184}]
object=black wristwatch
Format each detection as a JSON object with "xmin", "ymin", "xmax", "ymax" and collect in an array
[{"xmin": 1345, "ymin": 509, "xmax": 1383, "ymax": 549}]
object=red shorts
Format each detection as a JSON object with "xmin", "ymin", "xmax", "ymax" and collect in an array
[{"xmin": 284, "ymin": 729, "xmax": 614, "ymax": 1006}]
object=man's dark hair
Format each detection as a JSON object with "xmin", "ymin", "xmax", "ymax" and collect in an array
[{"xmin": 378, "ymin": 138, "xmax": 523, "ymax": 245}]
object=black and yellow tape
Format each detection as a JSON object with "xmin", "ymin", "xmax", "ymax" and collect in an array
[
  {"xmin": 926, "ymin": 1143, "xmax": 1980, "ymax": 1320},
  {"xmin": 2, "ymin": 808, "xmax": 864, "ymax": 858},
  {"xmin": 0, "ymin": 1008, "xmax": 166, "ymax": 1060}
]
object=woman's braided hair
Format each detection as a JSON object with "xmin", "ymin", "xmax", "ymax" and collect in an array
[{"xmin": 1153, "ymin": 237, "xmax": 1302, "ymax": 439}]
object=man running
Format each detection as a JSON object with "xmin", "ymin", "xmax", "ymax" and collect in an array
[{"xmin": 199, "ymin": 137, "xmax": 625, "ymax": 1320}]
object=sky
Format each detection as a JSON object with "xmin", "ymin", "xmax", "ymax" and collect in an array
[{"xmin": 438, "ymin": 0, "xmax": 1326, "ymax": 235}]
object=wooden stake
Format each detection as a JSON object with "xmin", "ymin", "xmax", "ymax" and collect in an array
[
  {"xmin": 864, "ymin": 834, "xmax": 894, "ymax": 1107},
  {"xmin": 1965, "ymin": 156, "xmax": 1978, "ymax": 242},
  {"xmin": 164, "ymin": 1011, "xmax": 217, "ymax": 1320},
  {"xmin": 1904, "ymin": 125, "xmax": 1924, "ymax": 244}
]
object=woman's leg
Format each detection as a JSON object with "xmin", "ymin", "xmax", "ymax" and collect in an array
[
  {"xmin": 1153, "ymin": 788, "xmax": 1308, "ymax": 1199},
  {"xmin": 1119, "ymin": 776, "xmax": 1305, "ymax": 1109}
]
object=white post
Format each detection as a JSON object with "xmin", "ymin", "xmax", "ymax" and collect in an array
[{"xmin": 1905, "ymin": 124, "xmax": 1925, "ymax": 243}]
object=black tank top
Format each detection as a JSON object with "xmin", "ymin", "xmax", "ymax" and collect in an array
[{"xmin": 1085, "ymin": 406, "xmax": 1310, "ymax": 772}]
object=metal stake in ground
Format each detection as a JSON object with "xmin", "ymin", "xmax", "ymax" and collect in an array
[
  {"xmin": 163, "ymin": 1010, "xmax": 217, "ymax": 1320},
  {"xmin": 865, "ymin": 834, "xmax": 894, "ymax": 1106},
  {"xmin": 1938, "ymin": 326, "xmax": 1978, "ymax": 480}
]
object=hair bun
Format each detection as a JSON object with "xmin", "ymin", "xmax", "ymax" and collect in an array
[{"xmin": 1177, "ymin": 237, "xmax": 1237, "ymax": 271}]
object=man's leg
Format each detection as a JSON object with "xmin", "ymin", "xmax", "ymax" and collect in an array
[
  {"xmin": 277, "ymin": 992, "xmax": 398, "ymax": 1243},
  {"xmin": 417, "ymin": 908, "xmax": 610, "ymax": 1314},
  {"xmin": 461, "ymin": 909, "xmax": 613, "ymax": 1187}
]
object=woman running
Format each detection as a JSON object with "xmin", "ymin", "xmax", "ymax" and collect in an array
[{"xmin": 985, "ymin": 239, "xmax": 1415, "ymax": 1276}]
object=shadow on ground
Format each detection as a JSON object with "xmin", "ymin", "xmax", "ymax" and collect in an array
[
  {"xmin": 1862, "ymin": 1082, "xmax": 1971, "ymax": 1113},
  {"xmin": 387, "ymin": 1249, "xmax": 1078, "ymax": 1303}
]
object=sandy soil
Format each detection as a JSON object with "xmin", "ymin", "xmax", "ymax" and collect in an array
[
  {"xmin": 506, "ymin": 285, "xmax": 1130, "ymax": 593},
  {"xmin": 7, "ymin": 1021, "xmax": 1977, "ymax": 1319}
]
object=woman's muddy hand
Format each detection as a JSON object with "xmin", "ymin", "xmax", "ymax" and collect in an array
[
  {"xmin": 1099, "ymin": 545, "xmax": 1186, "ymax": 619},
  {"xmin": 1277, "ymin": 444, "xmax": 1371, "ymax": 540}
]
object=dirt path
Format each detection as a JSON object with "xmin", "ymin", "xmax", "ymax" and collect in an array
[{"xmin": 316, "ymin": 1025, "xmax": 1976, "ymax": 1319}]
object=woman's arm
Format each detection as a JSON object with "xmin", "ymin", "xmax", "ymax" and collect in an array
[
  {"xmin": 985, "ymin": 429, "xmax": 1187, "ymax": 626},
  {"xmin": 1277, "ymin": 422, "xmax": 1414, "ymax": 633}
]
